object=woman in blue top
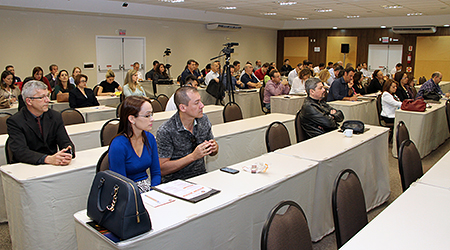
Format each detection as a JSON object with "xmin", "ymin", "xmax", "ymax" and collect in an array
[{"xmin": 109, "ymin": 96, "xmax": 161, "ymax": 193}]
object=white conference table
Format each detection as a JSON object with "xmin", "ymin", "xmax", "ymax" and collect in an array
[
  {"xmin": 328, "ymin": 100, "xmax": 379, "ymax": 126},
  {"xmin": 418, "ymin": 149, "xmax": 450, "ymax": 189},
  {"xmin": 0, "ymin": 146, "xmax": 108, "ymax": 250},
  {"xmin": 274, "ymin": 125, "xmax": 390, "ymax": 241},
  {"xmin": 206, "ymin": 113, "xmax": 296, "ymax": 172},
  {"xmin": 270, "ymin": 95, "xmax": 306, "ymax": 115},
  {"xmin": 74, "ymin": 153, "xmax": 319, "ymax": 250},
  {"xmin": 392, "ymin": 101, "xmax": 449, "ymax": 158},
  {"xmin": 76, "ymin": 106, "xmax": 117, "ymax": 123},
  {"xmin": 340, "ymin": 183, "xmax": 450, "ymax": 250}
]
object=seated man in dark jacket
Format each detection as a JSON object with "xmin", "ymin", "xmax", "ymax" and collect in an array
[{"xmin": 299, "ymin": 78, "xmax": 344, "ymax": 138}]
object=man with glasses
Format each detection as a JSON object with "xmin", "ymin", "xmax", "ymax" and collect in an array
[
  {"xmin": 7, "ymin": 81, "xmax": 74, "ymax": 165},
  {"xmin": 156, "ymin": 86, "xmax": 218, "ymax": 182}
]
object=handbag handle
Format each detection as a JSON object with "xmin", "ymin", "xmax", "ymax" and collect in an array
[{"xmin": 96, "ymin": 177, "xmax": 120, "ymax": 213}]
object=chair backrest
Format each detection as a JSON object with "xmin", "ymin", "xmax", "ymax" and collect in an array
[
  {"xmin": 332, "ymin": 169, "xmax": 368, "ymax": 249},
  {"xmin": 223, "ymin": 102, "xmax": 243, "ymax": 123},
  {"xmin": 157, "ymin": 94, "xmax": 169, "ymax": 110},
  {"xmin": 265, "ymin": 121, "xmax": 291, "ymax": 152},
  {"xmin": 96, "ymin": 150, "xmax": 109, "ymax": 173},
  {"xmin": 51, "ymin": 90, "xmax": 57, "ymax": 100},
  {"xmin": 120, "ymin": 93, "xmax": 125, "ymax": 102},
  {"xmin": 376, "ymin": 95, "xmax": 383, "ymax": 126},
  {"xmin": 396, "ymin": 121, "xmax": 409, "ymax": 155},
  {"xmin": 93, "ymin": 84, "xmax": 100, "ymax": 96},
  {"xmin": 294, "ymin": 110, "xmax": 308, "ymax": 143},
  {"xmin": 446, "ymin": 100, "xmax": 450, "ymax": 133},
  {"xmin": 0, "ymin": 112, "xmax": 12, "ymax": 135},
  {"xmin": 259, "ymin": 86, "xmax": 270, "ymax": 114},
  {"xmin": 150, "ymin": 99, "xmax": 163, "ymax": 113},
  {"xmin": 60, "ymin": 108, "xmax": 85, "ymax": 125},
  {"xmin": 5, "ymin": 138, "xmax": 14, "ymax": 164},
  {"xmin": 100, "ymin": 118, "xmax": 120, "ymax": 147},
  {"xmin": 398, "ymin": 139, "xmax": 423, "ymax": 192},
  {"xmin": 116, "ymin": 102, "xmax": 123, "ymax": 118},
  {"xmin": 261, "ymin": 200, "xmax": 313, "ymax": 250}
]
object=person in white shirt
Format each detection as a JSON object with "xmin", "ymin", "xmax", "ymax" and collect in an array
[
  {"xmin": 327, "ymin": 66, "xmax": 343, "ymax": 87},
  {"xmin": 204, "ymin": 61, "xmax": 220, "ymax": 86},
  {"xmin": 165, "ymin": 75, "xmax": 199, "ymax": 111},
  {"xmin": 313, "ymin": 63, "xmax": 325, "ymax": 76},
  {"xmin": 361, "ymin": 62, "xmax": 371, "ymax": 78},
  {"xmin": 288, "ymin": 63, "xmax": 303, "ymax": 86},
  {"xmin": 290, "ymin": 68, "xmax": 311, "ymax": 94},
  {"xmin": 390, "ymin": 63, "xmax": 403, "ymax": 79},
  {"xmin": 381, "ymin": 79, "xmax": 402, "ymax": 124}
]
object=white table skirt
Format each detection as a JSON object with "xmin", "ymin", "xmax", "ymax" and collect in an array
[
  {"xmin": 341, "ymin": 183, "xmax": 450, "ymax": 250},
  {"xmin": 75, "ymin": 153, "xmax": 319, "ymax": 250},
  {"xmin": 206, "ymin": 113, "xmax": 296, "ymax": 172},
  {"xmin": 140, "ymin": 80, "xmax": 179, "ymax": 98},
  {"xmin": 270, "ymin": 95, "xmax": 306, "ymax": 115},
  {"xmin": 1, "ymin": 147, "xmax": 107, "ymax": 250},
  {"xmin": 274, "ymin": 125, "xmax": 390, "ymax": 241},
  {"xmin": 76, "ymin": 106, "xmax": 117, "ymax": 123},
  {"xmin": 328, "ymin": 100, "xmax": 379, "ymax": 126},
  {"xmin": 392, "ymin": 101, "xmax": 449, "ymax": 158}
]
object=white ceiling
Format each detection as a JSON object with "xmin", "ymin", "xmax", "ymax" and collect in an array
[{"xmin": 1, "ymin": 0, "xmax": 449, "ymax": 29}]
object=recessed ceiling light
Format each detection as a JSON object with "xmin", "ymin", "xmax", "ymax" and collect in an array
[
  {"xmin": 346, "ymin": 15, "xmax": 359, "ymax": 18},
  {"xmin": 444, "ymin": 24, "xmax": 450, "ymax": 27},
  {"xmin": 219, "ymin": 6, "xmax": 236, "ymax": 10},
  {"xmin": 295, "ymin": 17, "xmax": 309, "ymax": 20},
  {"xmin": 333, "ymin": 26, "xmax": 338, "ymax": 29},
  {"xmin": 381, "ymin": 5, "xmax": 403, "ymax": 9},
  {"xmin": 262, "ymin": 12, "xmax": 277, "ymax": 15},
  {"xmin": 159, "ymin": 0, "xmax": 184, "ymax": 2},
  {"xmin": 315, "ymin": 8, "xmax": 333, "ymax": 12},
  {"xmin": 381, "ymin": 25, "xmax": 387, "ymax": 28},
  {"xmin": 406, "ymin": 12, "xmax": 422, "ymax": 16},
  {"xmin": 278, "ymin": 1, "xmax": 297, "ymax": 5}
]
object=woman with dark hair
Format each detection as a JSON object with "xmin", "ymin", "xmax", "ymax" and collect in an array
[
  {"xmin": 0, "ymin": 70, "xmax": 20, "ymax": 104},
  {"xmin": 381, "ymin": 79, "xmax": 402, "ymax": 124},
  {"xmin": 108, "ymin": 96, "xmax": 161, "ymax": 193},
  {"xmin": 69, "ymin": 74, "xmax": 99, "ymax": 108},
  {"xmin": 352, "ymin": 72, "xmax": 366, "ymax": 95},
  {"xmin": 152, "ymin": 63, "xmax": 170, "ymax": 83},
  {"xmin": 367, "ymin": 69, "xmax": 384, "ymax": 94},
  {"xmin": 53, "ymin": 70, "xmax": 74, "ymax": 97},
  {"xmin": 23, "ymin": 66, "xmax": 52, "ymax": 91},
  {"xmin": 395, "ymin": 72, "xmax": 414, "ymax": 101}
]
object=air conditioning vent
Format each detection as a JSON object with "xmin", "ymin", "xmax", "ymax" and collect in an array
[
  {"xmin": 392, "ymin": 26, "xmax": 436, "ymax": 34},
  {"xmin": 206, "ymin": 23, "xmax": 242, "ymax": 31}
]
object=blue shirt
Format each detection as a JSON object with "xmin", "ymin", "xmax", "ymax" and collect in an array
[
  {"xmin": 327, "ymin": 77, "xmax": 349, "ymax": 102},
  {"xmin": 109, "ymin": 131, "xmax": 161, "ymax": 186}
]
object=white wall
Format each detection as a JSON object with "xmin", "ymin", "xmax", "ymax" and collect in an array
[{"xmin": 0, "ymin": 8, "xmax": 277, "ymax": 87}]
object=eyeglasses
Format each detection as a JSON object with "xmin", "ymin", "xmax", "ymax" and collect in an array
[
  {"xmin": 80, "ymin": 80, "xmax": 87, "ymax": 83},
  {"xmin": 136, "ymin": 112, "xmax": 154, "ymax": 119},
  {"xmin": 28, "ymin": 94, "xmax": 51, "ymax": 100}
]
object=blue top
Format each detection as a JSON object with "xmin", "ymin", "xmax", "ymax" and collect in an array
[
  {"xmin": 327, "ymin": 77, "xmax": 349, "ymax": 102},
  {"xmin": 109, "ymin": 131, "xmax": 161, "ymax": 186}
]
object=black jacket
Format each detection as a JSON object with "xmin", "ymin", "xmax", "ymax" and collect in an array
[
  {"xmin": 367, "ymin": 78, "xmax": 383, "ymax": 94},
  {"xmin": 69, "ymin": 87, "xmax": 99, "ymax": 108},
  {"xmin": 299, "ymin": 97, "xmax": 344, "ymax": 138},
  {"xmin": 6, "ymin": 107, "xmax": 75, "ymax": 164},
  {"xmin": 395, "ymin": 84, "xmax": 411, "ymax": 101}
]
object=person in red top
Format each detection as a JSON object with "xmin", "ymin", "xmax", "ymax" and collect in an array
[
  {"xmin": 254, "ymin": 62, "xmax": 269, "ymax": 81},
  {"xmin": 22, "ymin": 66, "xmax": 52, "ymax": 91}
]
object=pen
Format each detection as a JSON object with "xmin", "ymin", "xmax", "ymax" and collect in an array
[{"xmin": 145, "ymin": 194, "xmax": 160, "ymax": 204}]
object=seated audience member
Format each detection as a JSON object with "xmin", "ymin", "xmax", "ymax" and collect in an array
[
  {"xmin": 222, "ymin": 65, "xmax": 244, "ymax": 90},
  {"xmin": 240, "ymin": 64, "xmax": 262, "ymax": 89},
  {"xmin": 201, "ymin": 63, "xmax": 211, "ymax": 78},
  {"xmin": 381, "ymin": 79, "xmax": 402, "ymax": 124},
  {"xmin": 327, "ymin": 67, "xmax": 357, "ymax": 101},
  {"xmin": 5, "ymin": 65, "xmax": 21, "ymax": 83},
  {"xmin": 390, "ymin": 63, "xmax": 403, "ymax": 79},
  {"xmin": 288, "ymin": 63, "xmax": 303, "ymax": 86},
  {"xmin": 356, "ymin": 63, "xmax": 362, "ymax": 72},
  {"xmin": 97, "ymin": 69, "xmax": 122, "ymax": 96},
  {"xmin": 152, "ymin": 63, "xmax": 170, "ymax": 84},
  {"xmin": 327, "ymin": 65, "xmax": 343, "ymax": 86},
  {"xmin": 313, "ymin": 63, "xmax": 326, "ymax": 76},
  {"xmin": 254, "ymin": 60, "xmax": 262, "ymax": 71},
  {"xmin": 69, "ymin": 74, "xmax": 99, "ymax": 108},
  {"xmin": 69, "ymin": 67, "xmax": 81, "ymax": 86},
  {"xmin": 109, "ymin": 96, "xmax": 161, "ymax": 193},
  {"xmin": 1, "ymin": 70, "xmax": 20, "ymax": 105},
  {"xmin": 367, "ymin": 70, "xmax": 384, "ymax": 94},
  {"xmin": 165, "ymin": 75, "xmax": 199, "ymax": 111},
  {"xmin": 204, "ymin": 61, "xmax": 220, "ymax": 86},
  {"xmin": 232, "ymin": 61, "xmax": 241, "ymax": 80},
  {"xmin": 145, "ymin": 60, "xmax": 159, "ymax": 81},
  {"xmin": 23, "ymin": 66, "xmax": 52, "ymax": 90},
  {"xmin": 318, "ymin": 69, "xmax": 331, "ymax": 89},
  {"xmin": 396, "ymin": 72, "xmax": 415, "ymax": 100},
  {"xmin": 7, "ymin": 80, "xmax": 74, "ymax": 165},
  {"xmin": 328, "ymin": 62, "xmax": 339, "ymax": 81},
  {"xmin": 361, "ymin": 62, "xmax": 371, "ymax": 78},
  {"xmin": 52, "ymin": 70, "xmax": 74, "ymax": 100},
  {"xmin": 352, "ymin": 72, "xmax": 366, "ymax": 95},
  {"xmin": 264, "ymin": 70, "xmax": 290, "ymax": 110},
  {"xmin": 299, "ymin": 78, "xmax": 344, "ymax": 138},
  {"xmin": 263, "ymin": 66, "xmax": 276, "ymax": 85},
  {"xmin": 303, "ymin": 61, "xmax": 313, "ymax": 70},
  {"xmin": 45, "ymin": 64, "xmax": 58, "ymax": 89},
  {"xmin": 290, "ymin": 68, "xmax": 311, "ymax": 94},
  {"xmin": 254, "ymin": 63, "xmax": 269, "ymax": 81},
  {"xmin": 280, "ymin": 59, "xmax": 294, "ymax": 76},
  {"xmin": 157, "ymin": 86, "xmax": 218, "ymax": 182},
  {"xmin": 326, "ymin": 62, "xmax": 333, "ymax": 69},
  {"xmin": 417, "ymin": 71, "xmax": 449, "ymax": 98},
  {"xmin": 180, "ymin": 59, "xmax": 204, "ymax": 86},
  {"xmin": 345, "ymin": 63, "xmax": 353, "ymax": 69},
  {"xmin": 133, "ymin": 62, "xmax": 143, "ymax": 82},
  {"xmin": 123, "ymin": 69, "xmax": 147, "ymax": 98}
]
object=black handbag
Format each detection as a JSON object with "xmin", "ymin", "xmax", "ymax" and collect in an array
[
  {"xmin": 340, "ymin": 120, "xmax": 365, "ymax": 134},
  {"xmin": 206, "ymin": 79, "xmax": 224, "ymax": 100},
  {"xmin": 422, "ymin": 91, "xmax": 440, "ymax": 101},
  {"xmin": 87, "ymin": 170, "xmax": 151, "ymax": 240}
]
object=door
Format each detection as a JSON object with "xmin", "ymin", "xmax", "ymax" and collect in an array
[{"xmin": 368, "ymin": 44, "xmax": 403, "ymax": 76}]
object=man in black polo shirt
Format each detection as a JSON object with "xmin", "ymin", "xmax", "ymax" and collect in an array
[{"xmin": 156, "ymin": 86, "xmax": 218, "ymax": 182}]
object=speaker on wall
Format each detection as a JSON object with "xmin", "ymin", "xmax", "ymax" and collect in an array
[{"xmin": 341, "ymin": 44, "xmax": 350, "ymax": 53}]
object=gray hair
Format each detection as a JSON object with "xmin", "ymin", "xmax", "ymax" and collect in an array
[
  {"xmin": 431, "ymin": 72, "xmax": 442, "ymax": 79},
  {"xmin": 305, "ymin": 78, "xmax": 322, "ymax": 96},
  {"xmin": 22, "ymin": 80, "xmax": 48, "ymax": 102}
]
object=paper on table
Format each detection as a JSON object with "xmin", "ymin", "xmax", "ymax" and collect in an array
[
  {"xmin": 155, "ymin": 180, "xmax": 212, "ymax": 200},
  {"xmin": 141, "ymin": 190, "xmax": 175, "ymax": 208}
]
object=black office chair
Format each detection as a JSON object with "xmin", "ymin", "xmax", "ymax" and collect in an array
[
  {"xmin": 332, "ymin": 169, "xmax": 368, "ymax": 249},
  {"xmin": 60, "ymin": 108, "xmax": 85, "ymax": 125},
  {"xmin": 376, "ymin": 95, "xmax": 394, "ymax": 141},
  {"xmin": 446, "ymin": 99, "xmax": 450, "ymax": 133},
  {"xmin": 294, "ymin": 110, "xmax": 308, "ymax": 143},
  {"xmin": 100, "ymin": 118, "xmax": 120, "ymax": 147},
  {"xmin": 259, "ymin": 86, "xmax": 270, "ymax": 115},
  {"xmin": 261, "ymin": 200, "xmax": 313, "ymax": 250},
  {"xmin": 0, "ymin": 112, "xmax": 12, "ymax": 135},
  {"xmin": 398, "ymin": 139, "xmax": 423, "ymax": 192},
  {"xmin": 265, "ymin": 121, "xmax": 291, "ymax": 152},
  {"xmin": 96, "ymin": 150, "xmax": 109, "ymax": 173},
  {"xmin": 93, "ymin": 84, "xmax": 100, "ymax": 96},
  {"xmin": 5, "ymin": 138, "xmax": 14, "ymax": 164},
  {"xmin": 116, "ymin": 102, "xmax": 123, "ymax": 118},
  {"xmin": 223, "ymin": 102, "xmax": 243, "ymax": 123},
  {"xmin": 395, "ymin": 121, "xmax": 409, "ymax": 155}
]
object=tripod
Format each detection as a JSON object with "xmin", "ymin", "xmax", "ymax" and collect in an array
[{"xmin": 210, "ymin": 43, "xmax": 238, "ymax": 105}]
